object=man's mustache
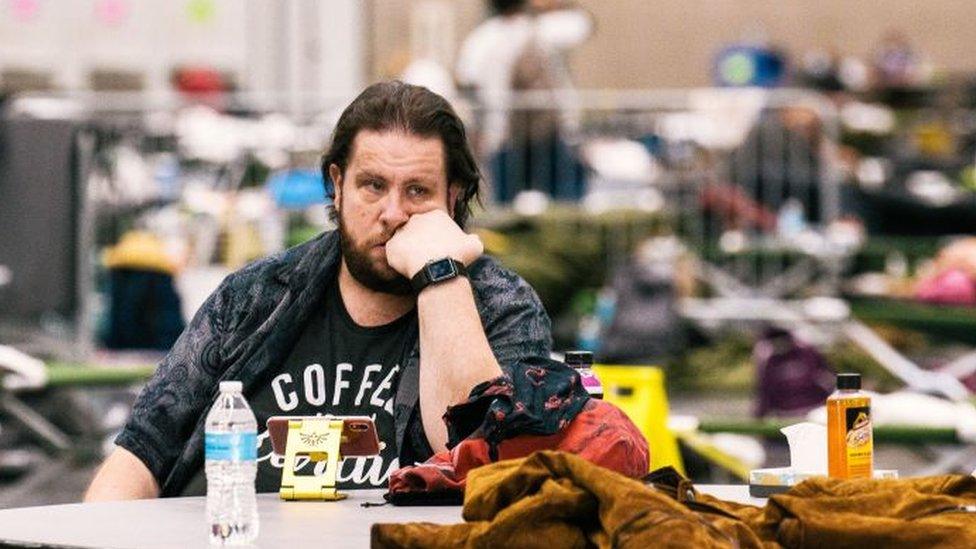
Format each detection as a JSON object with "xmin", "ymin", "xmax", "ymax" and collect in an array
[
  {"xmin": 368, "ymin": 227, "xmax": 401, "ymax": 247},
  {"xmin": 367, "ymin": 233, "xmax": 396, "ymax": 248}
]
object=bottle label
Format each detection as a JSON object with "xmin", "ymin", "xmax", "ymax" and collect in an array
[
  {"xmin": 205, "ymin": 432, "xmax": 257, "ymax": 462},
  {"xmin": 576, "ymin": 368, "xmax": 604, "ymax": 398},
  {"xmin": 844, "ymin": 406, "xmax": 873, "ymax": 477}
]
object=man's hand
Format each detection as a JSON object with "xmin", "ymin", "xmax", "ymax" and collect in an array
[{"xmin": 385, "ymin": 210, "xmax": 484, "ymax": 278}]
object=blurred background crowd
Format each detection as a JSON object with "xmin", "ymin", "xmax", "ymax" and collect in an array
[{"xmin": 3, "ymin": 0, "xmax": 976, "ymax": 508}]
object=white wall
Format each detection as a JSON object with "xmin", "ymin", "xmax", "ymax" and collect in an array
[
  {"xmin": 0, "ymin": 0, "xmax": 364, "ymax": 100},
  {"xmin": 243, "ymin": 0, "xmax": 366, "ymax": 114}
]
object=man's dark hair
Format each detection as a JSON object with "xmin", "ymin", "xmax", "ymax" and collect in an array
[
  {"xmin": 489, "ymin": 0, "xmax": 526, "ymax": 16},
  {"xmin": 321, "ymin": 81, "xmax": 482, "ymax": 228}
]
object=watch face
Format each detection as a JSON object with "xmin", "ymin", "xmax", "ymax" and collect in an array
[{"xmin": 426, "ymin": 259, "xmax": 458, "ymax": 282}]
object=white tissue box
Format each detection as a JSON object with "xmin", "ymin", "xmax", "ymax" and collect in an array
[{"xmin": 749, "ymin": 467, "xmax": 899, "ymax": 498}]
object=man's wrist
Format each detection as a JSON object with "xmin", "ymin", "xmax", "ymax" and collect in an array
[
  {"xmin": 406, "ymin": 253, "xmax": 469, "ymax": 279},
  {"xmin": 410, "ymin": 257, "xmax": 468, "ymax": 293},
  {"xmin": 415, "ymin": 275, "xmax": 475, "ymax": 315},
  {"xmin": 406, "ymin": 257, "xmax": 438, "ymax": 279}
]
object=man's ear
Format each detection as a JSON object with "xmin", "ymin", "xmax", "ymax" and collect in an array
[
  {"xmin": 329, "ymin": 164, "xmax": 343, "ymax": 212},
  {"xmin": 447, "ymin": 183, "xmax": 462, "ymax": 218}
]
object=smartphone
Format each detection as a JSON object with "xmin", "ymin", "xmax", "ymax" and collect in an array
[{"xmin": 266, "ymin": 415, "xmax": 381, "ymax": 457}]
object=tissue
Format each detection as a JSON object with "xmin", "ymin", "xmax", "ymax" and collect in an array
[{"xmin": 780, "ymin": 422, "xmax": 827, "ymax": 474}]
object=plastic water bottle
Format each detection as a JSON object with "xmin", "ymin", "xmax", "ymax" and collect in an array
[{"xmin": 205, "ymin": 381, "xmax": 259, "ymax": 545}]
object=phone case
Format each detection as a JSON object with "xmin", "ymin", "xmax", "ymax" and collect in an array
[{"xmin": 266, "ymin": 415, "xmax": 381, "ymax": 457}]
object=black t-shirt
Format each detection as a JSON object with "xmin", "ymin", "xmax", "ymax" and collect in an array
[{"xmin": 180, "ymin": 279, "xmax": 417, "ymax": 496}]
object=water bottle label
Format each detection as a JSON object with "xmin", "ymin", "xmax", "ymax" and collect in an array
[{"xmin": 205, "ymin": 432, "xmax": 257, "ymax": 462}]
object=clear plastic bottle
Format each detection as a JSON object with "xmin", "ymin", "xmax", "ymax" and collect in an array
[{"xmin": 205, "ymin": 380, "xmax": 259, "ymax": 545}]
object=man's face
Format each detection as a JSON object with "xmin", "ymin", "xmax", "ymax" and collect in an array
[{"xmin": 331, "ymin": 130, "xmax": 456, "ymax": 295}]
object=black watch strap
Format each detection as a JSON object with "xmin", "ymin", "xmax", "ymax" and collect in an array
[{"xmin": 410, "ymin": 258, "xmax": 467, "ymax": 293}]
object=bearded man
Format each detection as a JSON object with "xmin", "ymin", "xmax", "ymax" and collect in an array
[{"xmin": 84, "ymin": 81, "xmax": 576, "ymax": 498}]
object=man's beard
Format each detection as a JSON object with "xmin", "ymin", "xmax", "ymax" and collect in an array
[{"xmin": 338, "ymin": 214, "xmax": 414, "ymax": 296}]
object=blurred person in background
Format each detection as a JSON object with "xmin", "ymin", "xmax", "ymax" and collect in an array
[
  {"xmin": 456, "ymin": 0, "xmax": 592, "ymax": 203},
  {"xmin": 83, "ymin": 81, "xmax": 582, "ymax": 499},
  {"xmin": 871, "ymin": 30, "xmax": 930, "ymax": 90}
]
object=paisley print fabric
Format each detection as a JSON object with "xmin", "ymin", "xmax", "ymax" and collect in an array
[{"xmin": 389, "ymin": 399, "xmax": 648, "ymax": 499}]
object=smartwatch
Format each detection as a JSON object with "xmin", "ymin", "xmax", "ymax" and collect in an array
[{"xmin": 410, "ymin": 257, "xmax": 467, "ymax": 293}]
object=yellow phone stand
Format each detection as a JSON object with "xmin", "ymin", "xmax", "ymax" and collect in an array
[{"xmin": 279, "ymin": 417, "xmax": 347, "ymax": 501}]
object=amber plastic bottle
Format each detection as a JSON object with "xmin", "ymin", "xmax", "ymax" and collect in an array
[{"xmin": 827, "ymin": 373, "xmax": 873, "ymax": 479}]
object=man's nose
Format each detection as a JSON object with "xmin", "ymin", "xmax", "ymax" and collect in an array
[{"xmin": 378, "ymin": 193, "xmax": 409, "ymax": 229}]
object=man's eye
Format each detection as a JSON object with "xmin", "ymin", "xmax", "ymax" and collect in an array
[
  {"xmin": 366, "ymin": 180, "xmax": 384, "ymax": 192},
  {"xmin": 407, "ymin": 186, "xmax": 429, "ymax": 198}
]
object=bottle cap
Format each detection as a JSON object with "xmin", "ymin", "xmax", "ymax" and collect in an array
[
  {"xmin": 219, "ymin": 380, "xmax": 243, "ymax": 393},
  {"xmin": 836, "ymin": 373, "xmax": 861, "ymax": 390},
  {"xmin": 564, "ymin": 351, "xmax": 594, "ymax": 367}
]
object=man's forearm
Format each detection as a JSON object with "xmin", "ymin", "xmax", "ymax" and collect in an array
[
  {"xmin": 417, "ymin": 276, "xmax": 502, "ymax": 453},
  {"xmin": 84, "ymin": 447, "xmax": 160, "ymax": 501}
]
